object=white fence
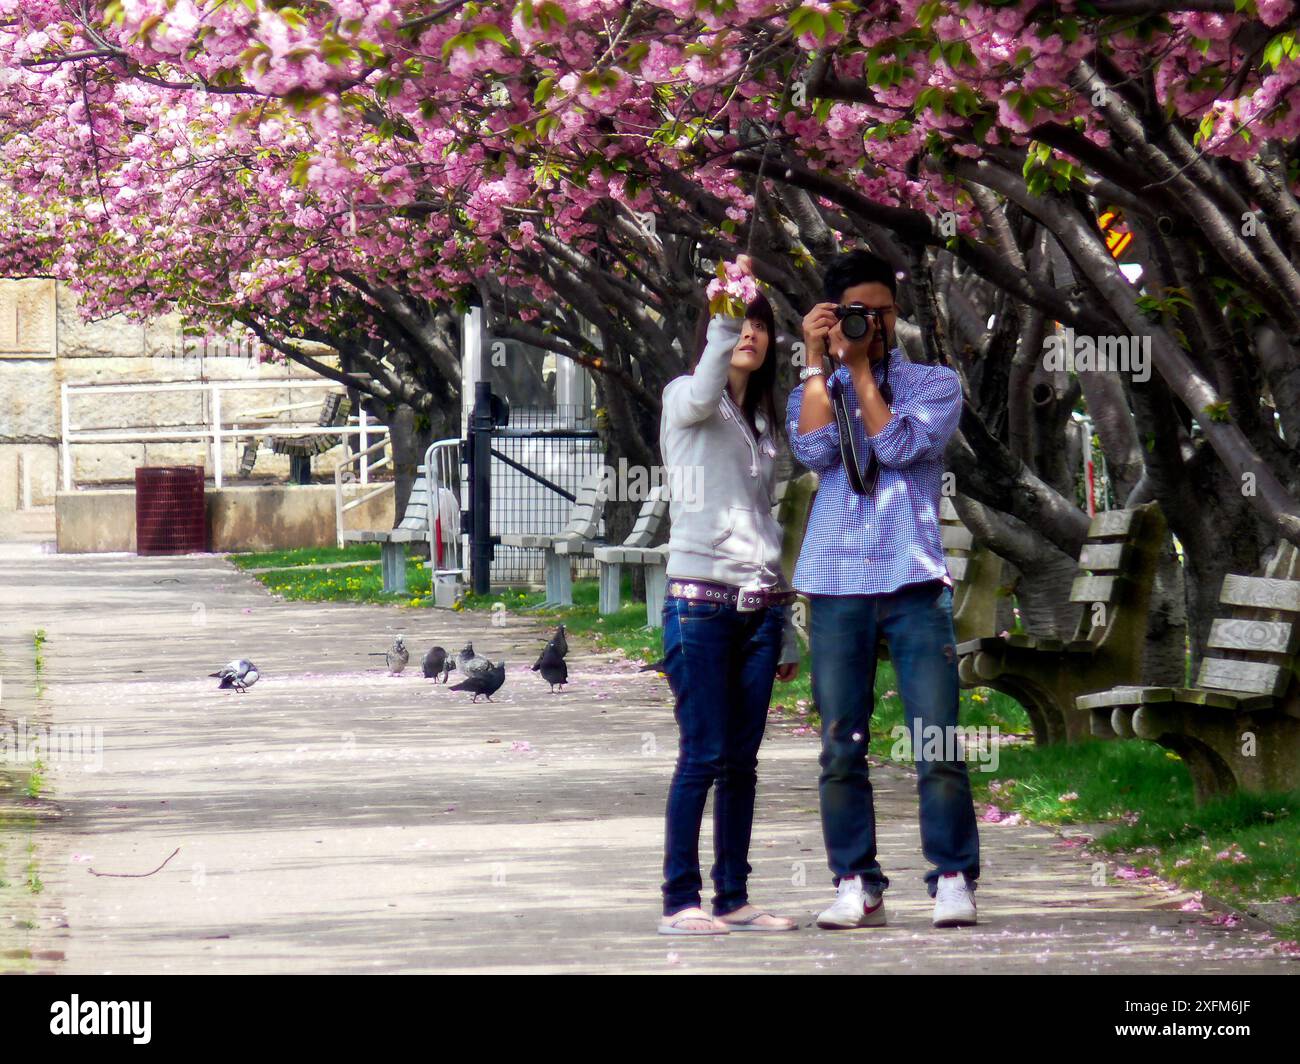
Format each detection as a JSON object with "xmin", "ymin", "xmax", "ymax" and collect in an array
[{"xmin": 60, "ymin": 378, "xmax": 389, "ymax": 491}]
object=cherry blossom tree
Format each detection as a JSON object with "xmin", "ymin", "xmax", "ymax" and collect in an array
[{"xmin": 4, "ymin": 0, "xmax": 1300, "ymax": 662}]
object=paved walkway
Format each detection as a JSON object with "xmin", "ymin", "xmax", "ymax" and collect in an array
[{"xmin": 0, "ymin": 546, "xmax": 1293, "ymax": 973}]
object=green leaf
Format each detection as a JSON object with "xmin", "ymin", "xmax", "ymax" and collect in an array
[
  {"xmin": 442, "ymin": 33, "xmax": 473, "ymax": 60},
  {"xmin": 290, "ymin": 152, "xmax": 312, "ymax": 187},
  {"xmin": 789, "ymin": 7, "xmax": 826, "ymax": 41},
  {"xmin": 474, "ymin": 24, "xmax": 512, "ymax": 50}
]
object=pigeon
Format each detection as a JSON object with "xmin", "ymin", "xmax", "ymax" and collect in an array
[
  {"xmin": 549, "ymin": 624, "xmax": 568, "ymax": 659},
  {"xmin": 369, "ymin": 636, "xmax": 409, "ymax": 675},
  {"xmin": 422, "ymin": 645, "xmax": 452, "ymax": 682},
  {"xmin": 210, "ymin": 659, "xmax": 259, "ymax": 692},
  {"xmin": 457, "ymin": 642, "xmax": 492, "ymax": 679},
  {"xmin": 531, "ymin": 636, "xmax": 568, "ymax": 693},
  {"xmin": 449, "ymin": 660, "xmax": 506, "ymax": 702}
]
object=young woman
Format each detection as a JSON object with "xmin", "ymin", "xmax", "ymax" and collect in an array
[{"xmin": 656, "ymin": 255, "xmax": 802, "ymax": 935}]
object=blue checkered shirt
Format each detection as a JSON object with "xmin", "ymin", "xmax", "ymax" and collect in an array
[{"xmin": 785, "ymin": 347, "xmax": 963, "ymax": 596}]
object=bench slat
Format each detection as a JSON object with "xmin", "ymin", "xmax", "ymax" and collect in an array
[
  {"xmin": 1079, "ymin": 543, "xmax": 1127, "ymax": 572},
  {"xmin": 1070, "ymin": 574, "xmax": 1123, "ymax": 604},
  {"xmin": 1206, "ymin": 618, "xmax": 1297, "ymax": 656},
  {"xmin": 941, "ymin": 525, "xmax": 973, "ymax": 551},
  {"xmin": 1087, "ymin": 509, "xmax": 1136, "ymax": 539},
  {"xmin": 946, "ymin": 556, "xmax": 969, "ymax": 582},
  {"xmin": 1195, "ymin": 656, "xmax": 1288, "ymax": 696},
  {"xmin": 1219, "ymin": 574, "xmax": 1300, "ymax": 614},
  {"xmin": 939, "ymin": 496, "xmax": 959, "ymax": 521}
]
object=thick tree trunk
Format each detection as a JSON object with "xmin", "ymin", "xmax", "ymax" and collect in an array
[
  {"xmin": 1144, "ymin": 534, "xmax": 1189, "ymax": 685},
  {"xmin": 1013, "ymin": 548, "xmax": 1083, "ymax": 638},
  {"xmin": 386, "ymin": 403, "xmax": 435, "ymax": 532},
  {"xmin": 593, "ymin": 373, "xmax": 656, "ymax": 600}
]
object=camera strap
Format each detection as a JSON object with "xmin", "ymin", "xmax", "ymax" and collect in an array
[
  {"xmin": 826, "ymin": 353, "xmax": 891, "ymax": 496},
  {"xmin": 828, "ymin": 370, "xmax": 872, "ymax": 496}
]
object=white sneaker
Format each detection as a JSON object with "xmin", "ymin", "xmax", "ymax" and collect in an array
[
  {"xmin": 816, "ymin": 875, "xmax": 887, "ymax": 929},
  {"xmin": 932, "ymin": 872, "xmax": 977, "ymax": 927}
]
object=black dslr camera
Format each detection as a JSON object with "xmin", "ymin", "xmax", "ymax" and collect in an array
[{"xmin": 834, "ymin": 303, "xmax": 889, "ymax": 341}]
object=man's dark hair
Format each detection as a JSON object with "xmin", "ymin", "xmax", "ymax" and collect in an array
[{"xmin": 822, "ymin": 249, "xmax": 898, "ymax": 304}]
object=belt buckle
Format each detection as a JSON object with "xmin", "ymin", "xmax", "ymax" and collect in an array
[{"xmin": 736, "ymin": 586, "xmax": 759, "ymax": 613}]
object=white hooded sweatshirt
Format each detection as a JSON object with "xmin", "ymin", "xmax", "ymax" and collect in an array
[{"xmin": 659, "ymin": 313, "xmax": 799, "ymax": 665}]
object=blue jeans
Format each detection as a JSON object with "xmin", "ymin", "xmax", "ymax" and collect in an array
[
  {"xmin": 661, "ymin": 594, "xmax": 785, "ymax": 916},
  {"xmin": 810, "ymin": 580, "xmax": 980, "ymax": 898}
]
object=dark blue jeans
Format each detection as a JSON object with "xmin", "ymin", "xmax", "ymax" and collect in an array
[
  {"xmin": 810, "ymin": 580, "xmax": 980, "ymax": 898},
  {"xmin": 661, "ymin": 594, "xmax": 785, "ymax": 916}
]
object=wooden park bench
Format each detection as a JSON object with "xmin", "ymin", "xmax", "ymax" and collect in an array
[
  {"xmin": 340, "ymin": 462, "xmax": 435, "ymax": 594},
  {"xmin": 497, "ymin": 470, "xmax": 607, "ymax": 607},
  {"xmin": 1079, "ymin": 561, "xmax": 1300, "ymax": 803},
  {"xmin": 939, "ymin": 497, "xmax": 1004, "ymax": 647},
  {"xmin": 592, "ymin": 484, "xmax": 670, "ymax": 627},
  {"xmin": 956, "ymin": 502, "xmax": 1167, "ymax": 744},
  {"xmin": 240, "ymin": 392, "xmax": 352, "ymax": 477}
]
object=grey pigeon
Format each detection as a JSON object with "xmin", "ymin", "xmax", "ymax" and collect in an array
[
  {"xmin": 449, "ymin": 660, "xmax": 506, "ymax": 702},
  {"xmin": 531, "ymin": 639, "xmax": 568, "ymax": 693},
  {"xmin": 456, "ymin": 642, "xmax": 492, "ymax": 680},
  {"xmin": 422, "ymin": 645, "xmax": 450, "ymax": 681},
  {"xmin": 210, "ymin": 659, "xmax": 259, "ymax": 692},
  {"xmin": 369, "ymin": 636, "xmax": 409, "ymax": 674}
]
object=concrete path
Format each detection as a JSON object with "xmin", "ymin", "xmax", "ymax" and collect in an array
[{"xmin": 0, "ymin": 546, "xmax": 1294, "ymax": 973}]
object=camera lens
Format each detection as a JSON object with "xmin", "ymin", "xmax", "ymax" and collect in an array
[{"xmin": 838, "ymin": 304, "xmax": 870, "ymax": 340}]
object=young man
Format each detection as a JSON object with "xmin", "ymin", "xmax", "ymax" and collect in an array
[{"xmin": 785, "ymin": 250, "xmax": 981, "ymax": 929}]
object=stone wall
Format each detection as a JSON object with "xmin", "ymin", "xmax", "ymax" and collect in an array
[
  {"xmin": 56, "ymin": 484, "xmax": 397, "ymax": 554},
  {"xmin": 1, "ymin": 278, "xmax": 376, "ymax": 544}
]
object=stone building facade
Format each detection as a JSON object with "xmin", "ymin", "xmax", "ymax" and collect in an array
[{"xmin": 0, "ymin": 277, "xmax": 350, "ymax": 543}]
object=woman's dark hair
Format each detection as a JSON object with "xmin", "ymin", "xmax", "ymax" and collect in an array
[
  {"xmin": 822, "ymin": 249, "xmax": 899, "ymax": 304},
  {"xmin": 691, "ymin": 290, "xmax": 780, "ymax": 441}
]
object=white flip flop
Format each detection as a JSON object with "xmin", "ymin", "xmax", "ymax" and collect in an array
[
  {"xmin": 717, "ymin": 910, "xmax": 798, "ymax": 932},
  {"xmin": 658, "ymin": 908, "xmax": 731, "ymax": 935}
]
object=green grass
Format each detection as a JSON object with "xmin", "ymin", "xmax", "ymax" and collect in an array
[
  {"xmin": 972, "ymin": 738, "xmax": 1300, "ymax": 940},
  {"xmin": 32, "ymin": 628, "xmax": 46, "ymax": 697},
  {"xmin": 228, "ymin": 544, "xmax": 382, "ymax": 570},
  {"xmin": 249, "ymin": 554, "xmax": 434, "ymax": 608},
  {"xmin": 0, "ymin": 782, "xmax": 42, "ymax": 971}
]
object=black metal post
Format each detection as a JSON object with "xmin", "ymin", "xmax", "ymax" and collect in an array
[{"xmin": 471, "ymin": 380, "xmax": 494, "ymax": 594}]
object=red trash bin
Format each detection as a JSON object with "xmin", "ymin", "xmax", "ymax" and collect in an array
[{"xmin": 135, "ymin": 466, "xmax": 207, "ymax": 555}]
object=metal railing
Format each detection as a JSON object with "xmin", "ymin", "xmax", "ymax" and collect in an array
[
  {"xmin": 334, "ymin": 436, "xmax": 395, "ymax": 548},
  {"xmin": 425, "ymin": 438, "xmax": 465, "ymax": 584},
  {"xmin": 60, "ymin": 378, "xmax": 389, "ymax": 491}
]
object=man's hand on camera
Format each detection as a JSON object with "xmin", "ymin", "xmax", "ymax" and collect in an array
[
  {"xmin": 776, "ymin": 662, "xmax": 799, "ymax": 682},
  {"xmin": 835, "ymin": 313, "xmax": 876, "ymax": 372},
  {"xmin": 801, "ymin": 302, "xmax": 838, "ymax": 370}
]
